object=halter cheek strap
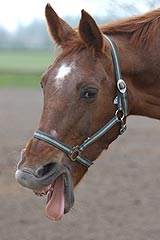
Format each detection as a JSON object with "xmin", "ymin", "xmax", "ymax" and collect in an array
[
  {"xmin": 33, "ymin": 35, "xmax": 128, "ymax": 168},
  {"xmin": 104, "ymin": 35, "xmax": 128, "ymax": 118}
]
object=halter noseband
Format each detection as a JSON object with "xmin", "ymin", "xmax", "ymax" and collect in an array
[{"xmin": 33, "ymin": 35, "xmax": 128, "ymax": 168}]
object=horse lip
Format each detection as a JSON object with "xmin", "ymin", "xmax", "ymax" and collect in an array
[
  {"xmin": 63, "ymin": 168, "xmax": 74, "ymax": 214},
  {"xmin": 15, "ymin": 165, "xmax": 74, "ymax": 214},
  {"xmin": 15, "ymin": 167, "xmax": 61, "ymax": 190}
]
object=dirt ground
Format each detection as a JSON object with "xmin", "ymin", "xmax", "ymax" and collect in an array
[{"xmin": 0, "ymin": 88, "xmax": 160, "ymax": 240}]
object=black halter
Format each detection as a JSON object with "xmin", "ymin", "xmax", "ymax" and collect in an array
[{"xmin": 33, "ymin": 35, "xmax": 128, "ymax": 168}]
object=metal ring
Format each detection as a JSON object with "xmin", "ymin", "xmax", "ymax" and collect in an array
[
  {"xmin": 115, "ymin": 109, "xmax": 125, "ymax": 121},
  {"xmin": 117, "ymin": 79, "xmax": 127, "ymax": 94},
  {"xmin": 69, "ymin": 146, "xmax": 81, "ymax": 162}
]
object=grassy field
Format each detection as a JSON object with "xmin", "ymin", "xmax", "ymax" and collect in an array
[{"xmin": 0, "ymin": 50, "xmax": 54, "ymax": 87}]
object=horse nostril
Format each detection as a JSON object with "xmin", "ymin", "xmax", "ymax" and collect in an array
[{"xmin": 35, "ymin": 162, "xmax": 58, "ymax": 178}]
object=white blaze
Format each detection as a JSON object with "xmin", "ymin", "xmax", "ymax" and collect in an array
[{"xmin": 55, "ymin": 63, "xmax": 74, "ymax": 89}]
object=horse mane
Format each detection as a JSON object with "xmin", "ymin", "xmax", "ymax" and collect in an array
[
  {"xmin": 59, "ymin": 8, "xmax": 160, "ymax": 55},
  {"xmin": 101, "ymin": 8, "xmax": 160, "ymax": 49}
]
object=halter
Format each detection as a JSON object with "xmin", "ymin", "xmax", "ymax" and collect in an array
[{"xmin": 33, "ymin": 35, "xmax": 128, "ymax": 168}]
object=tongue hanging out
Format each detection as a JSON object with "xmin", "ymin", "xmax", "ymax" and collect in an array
[{"xmin": 45, "ymin": 175, "xmax": 65, "ymax": 221}]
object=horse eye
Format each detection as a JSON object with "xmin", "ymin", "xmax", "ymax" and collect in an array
[{"xmin": 80, "ymin": 87, "xmax": 98, "ymax": 100}]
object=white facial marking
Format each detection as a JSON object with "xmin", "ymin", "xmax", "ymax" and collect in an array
[{"xmin": 55, "ymin": 63, "xmax": 74, "ymax": 89}]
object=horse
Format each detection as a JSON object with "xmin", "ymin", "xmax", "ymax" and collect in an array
[{"xmin": 15, "ymin": 4, "xmax": 160, "ymax": 221}]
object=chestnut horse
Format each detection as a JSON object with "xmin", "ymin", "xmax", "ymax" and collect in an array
[{"xmin": 16, "ymin": 4, "xmax": 160, "ymax": 221}]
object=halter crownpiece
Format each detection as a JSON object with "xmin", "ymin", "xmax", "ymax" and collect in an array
[{"xmin": 33, "ymin": 35, "xmax": 128, "ymax": 168}]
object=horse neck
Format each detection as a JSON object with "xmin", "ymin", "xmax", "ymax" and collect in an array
[{"xmin": 112, "ymin": 34, "xmax": 160, "ymax": 120}]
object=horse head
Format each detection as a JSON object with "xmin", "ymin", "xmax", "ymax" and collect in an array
[{"xmin": 15, "ymin": 4, "xmax": 126, "ymax": 220}]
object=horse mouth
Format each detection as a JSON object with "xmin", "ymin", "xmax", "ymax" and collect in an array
[
  {"xmin": 33, "ymin": 170, "xmax": 74, "ymax": 221},
  {"xmin": 16, "ymin": 166, "xmax": 74, "ymax": 221}
]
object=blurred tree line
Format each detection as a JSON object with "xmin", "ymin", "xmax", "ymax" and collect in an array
[
  {"xmin": 0, "ymin": 20, "xmax": 52, "ymax": 50},
  {"xmin": 0, "ymin": 0, "xmax": 159, "ymax": 50}
]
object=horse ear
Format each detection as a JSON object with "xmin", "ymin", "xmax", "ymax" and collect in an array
[
  {"xmin": 79, "ymin": 10, "xmax": 104, "ymax": 52},
  {"xmin": 45, "ymin": 4, "xmax": 76, "ymax": 46}
]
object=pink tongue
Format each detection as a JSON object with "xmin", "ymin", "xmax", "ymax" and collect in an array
[{"xmin": 45, "ymin": 175, "xmax": 64, "ymax": 221}]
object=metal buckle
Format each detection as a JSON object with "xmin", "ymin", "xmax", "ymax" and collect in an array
[
  {"xmin": 120, "ymin": 122, "xmax": 127, "ymax": 135},
  {"xmin": 69, "ymin": 146, "xmax": 81, "ymax": 162},
  {"xmin": 117, "ymin": 79, "xmax": 127, "ymax": 94},
  {"xmin": 115, "ymin": 109, "xmax": 126, "ymax": 135}
]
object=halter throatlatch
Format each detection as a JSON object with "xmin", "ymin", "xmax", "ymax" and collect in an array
[{"xmin": 33, "ymin": 35, "xmax": 128, "ymax": 168}]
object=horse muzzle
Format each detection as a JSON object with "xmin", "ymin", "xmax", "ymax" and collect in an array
[
  {"xmin": 15, "ymin": 161, "xmax": 60, "ymax": 189},
  {"xmin": 15, "ymin": 159, "xmax": 74, "ymax": 220}
]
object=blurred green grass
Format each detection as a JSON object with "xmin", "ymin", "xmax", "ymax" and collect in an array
[{"xmin": 0, "ymin": 51, "xmax": 54, "ymax": 88}]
